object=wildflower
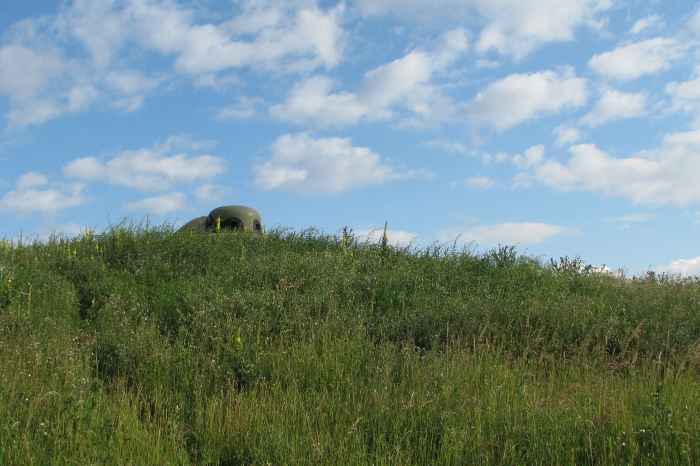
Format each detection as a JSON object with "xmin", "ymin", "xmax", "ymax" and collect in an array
[{"xmin": 234, "ymin": 329, "xmax": 243, "ymax": 351}]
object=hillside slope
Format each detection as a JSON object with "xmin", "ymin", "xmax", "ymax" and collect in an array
[{"xmin": 1, "ymin": 227, "xmax": 700, "ymax": 465}]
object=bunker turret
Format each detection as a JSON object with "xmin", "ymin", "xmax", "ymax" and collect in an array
[{"xmin": 179, "ymin": 205, "xmax": 263, "ymax": 234}]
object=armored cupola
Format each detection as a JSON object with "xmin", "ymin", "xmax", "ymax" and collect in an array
[{"xmin": 179, "ymin": 205, "xmax": 263, "ymax": 234}]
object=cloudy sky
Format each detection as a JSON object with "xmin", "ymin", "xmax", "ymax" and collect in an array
[{"xmin": 2, "ymin": 0, "xmax": 700, "ymax": 276}]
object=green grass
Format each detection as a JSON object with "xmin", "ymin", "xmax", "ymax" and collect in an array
[{"xmin": 2, "ymin": 225, "xmax": 700, "ymax": 465}]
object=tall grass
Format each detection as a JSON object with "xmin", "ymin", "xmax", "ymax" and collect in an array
[{"xmin": 1, "ymin": 225, "xmax": 700, "ymax": 465}]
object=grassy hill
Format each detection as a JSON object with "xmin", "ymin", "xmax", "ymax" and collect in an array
[{"xmin": 1, "ymin": 226, "xmax": 700, "ymax": 465}]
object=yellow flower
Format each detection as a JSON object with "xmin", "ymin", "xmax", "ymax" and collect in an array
[{"xmin": 234, "ymin": 329, "xmax": 243, "ymax": 350}]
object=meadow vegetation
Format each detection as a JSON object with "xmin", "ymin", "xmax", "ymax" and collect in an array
[{"xmin": 1, "ymin": 225, "xmax": 700, "ymax": 465}]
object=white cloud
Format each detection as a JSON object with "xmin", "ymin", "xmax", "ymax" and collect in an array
[
  {"xmin": 688, "ymin": 6, "xmax": 700, "ymax": 34},
  {"xmin": 6, "ymin": 83, "xmax": 98, "ymax": 128},
  {"xmin": 0, "ymin": 37, "xmax": 99, "ymax": 128},
  {"xmin": 465, "ymin": 176, "xmax": 495, "ymax": 189},
  {"xmin": 270, "ymin": 75, "xmax": 371, "ymax": 127},
  {"xmin": 512, "ymin": 145, "xmax": 545, "ymax": 168},
  {"xmin": 438, "ymin": 222, "xmax": 568, "ymax": 247},
  {"xmin": 361, "ymin": 51, "xmax": 434, "ymax": 110},
  {"xmin": 0, "ymin": 45, "xmax": 64, "ymax": 99},
  {"xmin": 425, "ymin": 139, "xmax": 471, "ymax": 156},
  {"xmin": 0, "ymin": 12, "xmax": 117, "ymax": 127},
  {"xmin": 216, "ymin": 96, "xmax": 264, "ymax": 120},
  {"xmin": 155, "ymin": 134, "xmax": 217, "ymax": 153},
  {"xmin": 474, "ymin": 0, "xmax": 611, "ymax": 59},
  {"xmin": 58, "ymin": 0, "xmax": 346, "ymax": 74},
  {"xmin": 528, "ymin": 133, "xmax": 700, "ymax": 206},
  {"xmin": 194, "ymin": 184, "xmax": 230, "ymax": 202},
  {"xmin": 554, "ymin": 126, "xmax": 581, "ymax": 146},
  {"xmin": 58, "ymin": 0, "xmax": 130, "ymax": 68},
  {"xmin": 126, "ymin": 192, "xmax": 186, "ymax": 215},
  {"xmin": 482, "ymin": 152, "xmax": 512, "ymax": 165},
  {"xmin": 656, "ymin": 256, "xmax": 700, "ymax": 277},
  {"xmin": 254, "ymin": 133, "xmax": 429, "ymax": 193},
  {"xmin": 271, "ymin": 29, "xmax": 468, "ymax": 127},
  {"xmin": 105, "ymin": 70, "xmax": 161, "ymax": 104},
  {"xmin": 667, "ymin": 76, "xmax": 700, "ymax": 104},
  {"xmin": 64, "ymin": 140, "xmax": 226, "ymax": 191},
  {"xmin": 478, "ymin": 145, "xmax": 546, "ymax": 173},
  {"xmin": 16, "ymin": 172, "xmax": 49, "ymax": 190},
  {"xmin": 588, "ymin": 37, "xmax": 685, "ymax": 81},
  {"xmin": 666, "ymin": 67, "xmax": 700, "ymax": 117},
  {"xmin": 0, "ymin": 173, "xmax": 85, "ymax": 214},
  {"xmin": 112, "ymin": 96, "xmax": 145, "ymax": 112},
  {"xmin": 476, "ymin": 59, "xmax": 500, "ymax": 69},
  {"xmin": 468, "ymin": 68, "xmax": 587, "ymax": 130},
  {"xmin": 629, "ymin": 15, "xmax": 663, "ymax": 34},
  {"xmin": 606, "ymin": 213, "xmax": 655, "ymax": 224},
  {"xmin": 124, "ymin": 0, "xmax": 346, "ymax": 75},
  {"xmin": 355, "ymin": 228, "xmax": 418, "ymax": 248},
  {"xmin": 0, "ymin": 0, "xmax": 347, "ymax": 128},
  {"xmin": 431, "ymin": 28, "xmax": 470, "ymax": 71},
  {"xmin": 192, "ymin": 73, "xmax": 241, "ymax": 90},
  {"xmin": 605, "ymin": 212, "xmax": 655, "ymax": 231},
  {"xmin": 6, "ymin": 100, "xmax": 60, "ymax": 128},
  {"xmin": 580, "ymin": 88, "xmax": 647, "ymax": 127},
  {"xmin": 354, "ymin": 0, "xmax": 611, "ymax": 59}
]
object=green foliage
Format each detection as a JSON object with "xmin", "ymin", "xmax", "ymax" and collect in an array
[{"xmin": 2, "ymin": 225, "xmax": 700, "ymax": 464}]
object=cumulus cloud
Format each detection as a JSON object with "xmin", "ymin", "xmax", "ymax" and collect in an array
[
  {"xmin": 271, "ymin": 29, "xmax": 468, "ymax": 127},
  {"xmin": 580, "ymin": 88, "xmax": 647, "ymax": 127},
  {"xmin": 126, "ymin": 192, "xmax": 186, "ymax": 215},
  {"xmin": 629, "ymin": 15, "xmax": 663, "ymax": 34},
  {"xmin": 57, "ymin": 0, "xmax": 130, "ymax": 68},
  {"xmin": 688, "ymin": 6, "xmax": 700, "ymax": 34},
  {"xmin": 554, "ymin": 126, "xmax": 581, "ymax": 146},
  {"xmin": 512, "ymin": 145, "xmax": 545, "ymax": 168},
  {"xmin": 0, "ymin": 30, "xmax": 100, "ymax": 127},
  {"xmin": 0, "ymin": 45, "xmax": 64, "ymax": 99},
  {"xmin": 16, "ymin": 172, "xmax": 49, "ymax": 190},
  {"xmin": 425, "ymin": 139, "xmax": 471, "ymax": 156},
  {"xmin": 666, "ymin": 67, "xmax": 700, "ymax": 118},
  {"xmin": 6, "ymin": 83, "xmax": 99, "ymax": 127},
  {"xmin": 123, "ymin": 0, "xmax": 346, "ymax": 74},
  {"xmin": 527, "ymin": 132, "xmax": 700, "ymax": 206},
  {"xmin": 270, "ymin": 75, "xmax": 371, "ymax": 127},
  {"xmin": 0, "ymin": 28, "xmax": 148, "ymax": 126},
  {"xmin": 656, "ymin": 256, "xmax": 700, "ymax": 277},
  {"xmin": 467, "ymin": 68, "xmax": 587, "ymax": 130},
  {"xmin": 606, "ymin": 213, "xmax": 655, "ymax": 224},
  {"xmin": 64, "ymin": 139, "xmax": 226, "ymax": 191},
  {"xmin": 465, "ymin": 176, "xmax": 495, "ymax": 189},
  {"xmin": 605, "ymin": 212, "xmax": 655, "ymax": 230},
  {"xmin": 254, "ymin": 133, "xmax": 430, "ymax": 193},
  {"xmin": 0, "ymin": 0, "xmax": 347, "ymax": 128},
  {"xmin": 0, "ymin": 172, "xmax": 85, "ymax": 214},
  {"xmin": 354, "ymin": 0, "xmax": 611, "ymax": 59},
  {"xmin": 588, "ymin": 37, "xmax": 685, "ymax": 81},
  {"xmin": 57, "ymin": 0, "xmax": 346, "ymax": 74},
  {"xmin": 438, "ymin": 222, "xmax": 569, "ymax": 247},
  {"xmin": 194, "ymin": 184, "xmax": 230, "ymax": 202},
  {"xmin": 0, "ymin": 10, "xmax": 150, "ymax": 127},
  {"xmin": 216, "ymin": 97, "xmax": 264, "ymax": 120},
  {"xmin": 478, "ymin": 145, "xmax": 546, "ymax": 173},
  {"xmin": 105, "ymin": 70, "xmax": 162, "ymax": 111}
]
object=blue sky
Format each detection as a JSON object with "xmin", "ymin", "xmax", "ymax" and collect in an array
[{"xmin": 2, "ymin": 0, "xmax": 700, "ymax": 277}]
